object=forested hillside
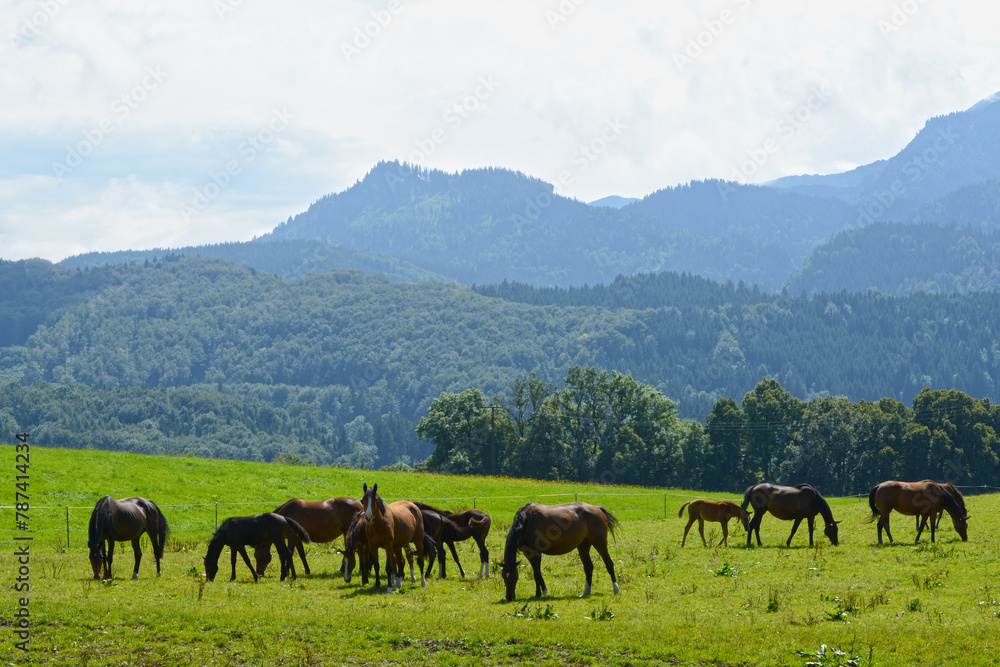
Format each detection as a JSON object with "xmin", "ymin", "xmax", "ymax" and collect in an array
[
  {"xmin": 5, "ymin": 255, "xmax": 1000, "ymax": 474},
  {"xmin": 787, "ymin": 222, "xmax": 1000, "ymax": 296}
]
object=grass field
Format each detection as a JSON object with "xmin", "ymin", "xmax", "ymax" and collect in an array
[{"xmin": 3, "ymin": 446, "xmax": 999, "ymax": 666}]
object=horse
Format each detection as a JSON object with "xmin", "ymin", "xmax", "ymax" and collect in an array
[
  {"xmin": 253, "ymin": 497, "xmax": 362, "ymax": 577},
  {"xmin": 344, "ymin": 510, "xmax": 427, "ymax": 588},
  {"xmin": 359, "ymin": 483, "xmax": 426, "ymax": 592},
  {"xmin": 867, "ymin": 480, "xmax": 969, "ymax": 544},
  {"xmin": 414, "ymin": 502, "xmax": 492, "ymax": 578},
  {"xmin": 88, "ymin": 495, "xmax": 170, "ymax": 581},
  {"xmin": 678, "ymin": 499, "xmax": 749, "ymax": 547},
  {"xmin": 419, "ymin": 508, "xmax": 448, "ymax": 579},
  {"xmin": 501, "ymin": 502, "xmax": 619, "ymax": 602},
  {"xmin": 913, "ymin": 481, "xmax": 968, "ymax": 531},
  {"xmin": 204, "ymin": 513, "xmax": 310, "ymax": 582},
  {"xmin": 741, "ymin": 483, "xmax": 840, "ymax": 547}
]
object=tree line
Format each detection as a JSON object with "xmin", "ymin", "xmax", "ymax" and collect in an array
[{"xmin": 419, "ymin": 369, "xmax": 1000, "ymax": 496}]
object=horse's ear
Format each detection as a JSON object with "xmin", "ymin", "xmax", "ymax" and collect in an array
[
  {"xmin": 373, "ymin": 483, "xmax": 378, "ymax": 494},
  {"xmin": 363, "ymin": 483, "xmax": 368, "ymax": 493}
]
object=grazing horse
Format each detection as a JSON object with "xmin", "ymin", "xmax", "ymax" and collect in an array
[
  {"xmin": 360, "ymin": 483, "xmax": 426, "ymax": 592},
  {"xmin": 254, "ymin": 497, "xmax": 362, "ymax": 577},
  {"xmin": 913, "ymin": 481, "xmax": 968, "ymax": 531},
  {"xmin": 501, "ymin": 502, "xmax": 619, "ymax": 601},
  {"xmin": 414, "ymin": 502, "xmax": 492, "ymax": 578},
  {"xmin": 88, "ymin": 495, "xmax": 170, "ymax": 581},
  {"xmin": 868, "ymin": 480, "xmax": 968, "ymax": 544},
  {"xmin": 678, "ymin": 499, "xmax": 749, "ymax": 547},
  {"xmin": 742, "ymin": 484, "xmax": 840, "ymax": 547},
  {"xmin": 204, "ymin": 513, "xmax": 310, "ymax": 582}
]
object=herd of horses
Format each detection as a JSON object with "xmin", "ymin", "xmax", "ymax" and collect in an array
[{"xmin": 86, "ymin": 478, "xmax": 971, "ymax": 600}]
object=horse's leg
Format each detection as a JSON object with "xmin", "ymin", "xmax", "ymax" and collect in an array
[
  {"xmin": 385, "ymin": 549, "xmax": 396, "ymax": 593},
  {"xmin": 806, "ymin": 516, "xmax": 815, "ymax": 547},
  {"xmin": 528, "ymin": 552, "xmax": 547, "ymax": 598},
  {"xmin": 880, "ymin": 512, "xmax": 894, "ymax": 544},
  {"xmin": 698, "ymin": 517, "xmax": 707, "ymax": 547},
  {"xmin": 719, "ymin": 520, "xmax": 729, "ymax": 547},
  {"xmin": 577, "ymin": 544, "xmax": 595, "ymax": 597},
  {"xmin": 230, "ymin": 547, "xmax": 238, "ymax": 581},
  {"xmin": 786, "ymin": 517, "xmax": 804, "ymax": 547},
  {"xmin": 915, "ymin": 515, "xmax": 927, "ymax": 544},
  {"xmin": 681, "ymin": 514, "xmax": 696, "ymax": 547},
  {"xmin": 105, "ymin": 540, "xmax": 115, "ymax": 580},
  {"xmin": 748, "ymin": 512, "xmax": 763, "ymax": 547},
  {"xmin": 594, "ymin": 542, "xmax": 620, "ymax": 594},
  {"xmin": 929, "ymin": 514, "xmax": 936, "ymax": 543},
  {"xmin": 476, "ymin": 534, "xmax": 489, "ymax": 578},
  {"xmin": 130, "ymin": 537, "xmax": 142, "ymax": 579},
  {"xmin": 448, "ymin": 540, "xmax": 466, "ymax": 579},
  {"xmin": 295, "ymin": 539, "xmax": 310, "ymax": 576}
]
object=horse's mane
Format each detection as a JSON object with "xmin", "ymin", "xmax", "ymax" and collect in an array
[
  {"xmin": 88, "ymin": 495, "xmax": 114, "ymax": 553},
  {"xmin": 810, "ymin": 488, "xmax": 836, "ymax": 524},
  {"xmin": 938, "ymin": 483, "xmax": 964, "ymax": 518},
  {"xmin": 413, "ymin": 501, "xmax": 452, "ymax": 516},
  {"xmin": 504, "ymin": 503, "xmax": 532, "ymax": 565}
]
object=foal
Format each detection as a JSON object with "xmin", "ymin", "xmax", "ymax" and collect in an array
[{"xmin": 678, "ymin": 499, "xmax": 749, "ymax": 547}]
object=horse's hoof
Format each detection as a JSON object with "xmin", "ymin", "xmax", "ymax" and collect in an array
[
  {"xmin": 613, "ymin": 582, "xmax": 621, "ymax": 595},
  {"xmin": 131, "ymin": 574, "xmax": 138, "ymax": 580},
  {"xmin": 156, "ymin": 572, "xmax": 162, "ymax": 578}
]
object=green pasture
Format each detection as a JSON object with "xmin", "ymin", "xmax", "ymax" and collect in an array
[{"xmin": 3, "ymin": 446, "xmax": 999, "ymax": 666}]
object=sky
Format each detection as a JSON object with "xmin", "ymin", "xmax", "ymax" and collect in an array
[{"xmin": 2, "ymin": 1, "xmax": 999, "ymax": 262}]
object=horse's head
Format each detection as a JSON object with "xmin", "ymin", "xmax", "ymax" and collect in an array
[
  {"xmin": 824, "ymin": 520, "xmax": 840, "ymax": 546},
  {"xmin": 738, "ymin": 507, "xmax": 750, "ymax": 532},
  {"xmin": 501, "ymin": 559, "xmax": 520, "ymax": 601},
  {"xmin": 87, "ymin": 541, "xmax": 103, "ymax": 580},
  {"xmin": 952, "ymin": 514, "xmax": 969, "ymax": 542},
  {"xmin": 204, "ymin": 554, "xmax": 219, "ymax": 582},
  {"xmin": 362, "ymin": 483, "xmax": 383, "ymax": 522},
  {"xmin": 254, "ymin": 544, "xmax": 272, "ymax": 577}
]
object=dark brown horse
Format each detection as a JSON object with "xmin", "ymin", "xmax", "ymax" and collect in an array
[
  {"xmin": 501, "ymin": 502, "xmax": 619, "ymax": 601},
  {"xmin": 360, "ymin": 483, "xmax": 426, "ymax": 592},
  {"xmin": 868, "ymin": 480, "xmax": 968, "ymax": 544},
  {"xmin": 414, "ymin": 501, "xmax": 492, "ymax": 578},
  {"xmin": 204, "ymin": 513, "xmax": 310, "ymax": 582},
  {"xmin": 254, "ymin": 497, "xmax": 362, "ymax": 577},
  {"xmin": 913, "ymin": 481, "xmax": 968, "ymax": 531},
  {"xmin": 678, "ymin": 499, "xmax": 749, "ymax": 547},
  {"xmin": 88, "ymin": 495, "xmax": 170, "ymax": 580},
  {"xmin": 742, "ymin": 484, "xmax": 840, "ymax": 547}
]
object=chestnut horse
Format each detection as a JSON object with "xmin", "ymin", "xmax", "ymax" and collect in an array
[
  {"xmin": 204, "ymin": 513, "xmax": 309, "ymax": 582},
  {"xmin": 678, "ymin": 499, "xmax": 749, "ymax": 547},
  {"xmin": 414, "ymin": 501, "xmax": 492, "ymax": 578},
  {"xmin": 88, "ymin": 495, "xmax": 170, "ymax": 580},
  {"xmin": 360, "ymin": 483, "xmax": 426, "ymax": 592},
  {"xmin": 254, "ymin": 497, "xmax": 362, "ymax": 577},
  {"xmin": 913, "ymin": 481, "xmax": 967, "ymax": 531},
  {"xmin": 868, "ymin": 480, "xmax": 968, "ymax": 544},
  {"xmin": 742, "ymin": 483, "xmax": 840, "ymax": 547},
  {"xmin": 344, "ymin": 511, "xmax": 426, "ymax": 587},
  {"xmin": 501, "ymin": 502, "xmax": 619, "ymax": 601}
]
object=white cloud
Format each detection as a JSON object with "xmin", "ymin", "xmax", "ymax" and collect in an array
[{"xmin": 2, "ymin": 0, "xmax": 999, "ymax": 260}]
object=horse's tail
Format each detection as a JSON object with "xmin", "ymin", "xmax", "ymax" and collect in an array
[
  {"xmin": 678, "ymin": 500, "xmax": 692, "ymax": 519},
  {"xmin": 88, "ymin": 495, "xmax": 111, "ymax": 551},
  {"xmin": 285, "ymin": 517, "xmax": 311, "ymax": 544},
  {"xmin": 503, "ymin": 503, "xmax": 532, "ymax": 565},
  {"xmin": 469, "ymin": 512, "xmax": 491, "ymax": 533},
  {"xmin": 599, "ymin": 506, "xmax": 620, "ymax": 547},
  {"xmin": 150, "ymin": 500, "xmax": 170, "ymax": 560},
  {"xmin": 864, "ymin": 484, "xmax": 881, "ymax": 523},
  {"xmin": 741, "ymin": 485, "xmax": 755, "ymax": 512}
]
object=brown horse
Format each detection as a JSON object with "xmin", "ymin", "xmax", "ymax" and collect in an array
[
  {"xmin": 501, "ymin": 502, "xmax": 619, "ymax": 601},
  {"xmin": 868, "ymin": 480, "xmax": 968, "ymax": 544},
  {"xmin": 413, "ymin": 501, "xmax": 492, "ymax": 578},
  {"xmin": 678, "ymin": 499, "xmax": 749, "ymax": 547},
  {"xmin": 344, "ymin": 510, "xmax": 425, "ymax": 587},
  {"xmin": 360, "ymin": 483, "xmax": 426, "ymax": 592},
  {"xmin": 913, "ymin": 481, "xmax": 968, "ymax": 531},
  {"xmin": 742, "ymin": 484, "xmax": 840, "ymax": 547},
  {"xmin": 88, "ymin": 495, "xmax": 170, "ymax": 580},
  {"xmin": 254, "ymin": 497, "xmax": 362, "ymax": 577}
]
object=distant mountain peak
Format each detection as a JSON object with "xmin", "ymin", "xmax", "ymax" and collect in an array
[
  {"xmin": 587, "ymin": 195, "xmax": 639, "ymax": 208},
  {"xmin": 968, "ymin": 91, "xmax": 1000, "ymax": 112}
]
